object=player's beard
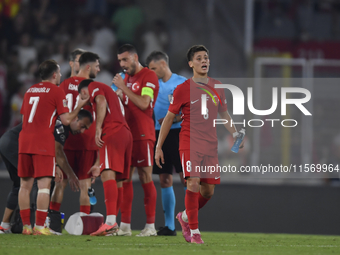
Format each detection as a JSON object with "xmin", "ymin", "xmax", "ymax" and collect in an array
[
  {"xmin": 89, "ymin": 70, "xmax": 96, "ymax": 79},
  {"xmin": 128, "ymin": 63, "xmax": 136, "ymax": 75}
]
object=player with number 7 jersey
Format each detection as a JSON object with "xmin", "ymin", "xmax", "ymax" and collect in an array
[{"xmin": 18, "ymin": 60, "xmax": 89, "ymax": 235}]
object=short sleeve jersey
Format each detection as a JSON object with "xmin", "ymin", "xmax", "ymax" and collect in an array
[
  {"xmin": 154, "ymin": 73, "xmax": 187, "ymax": 130},
  {"xmin": 168, "ymin": 78, "xmax": 228, "ymax": 156},
  {"xmin": 122, "ymin": 67, "xmax": 159, "ymax": 141},
  {"xmin": 19, "ymin": 82, "xmax": 69, "ymax": 156},
  {"xmin": 88, "ymin": 81, "xmax": 129, "ymax": 136},
  {"xmin": 59, "ymin": 76, "xmax": 97, "ymax": 151}
]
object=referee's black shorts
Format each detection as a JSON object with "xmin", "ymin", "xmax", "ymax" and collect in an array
[{"xmin": 153, "ymin": 128, "xmax": 182, "ymax": 175}]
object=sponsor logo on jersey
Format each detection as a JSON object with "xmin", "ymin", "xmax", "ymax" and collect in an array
[{"xmin": 63, "ymin": 99, "xmax": 68, "ymax": 107}]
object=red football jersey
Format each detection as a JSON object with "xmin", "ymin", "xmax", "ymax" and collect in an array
[
  {"xmin": 122, "ymin": 67, "xmax": 159, "ymax": 141},
  {"xmin": 59, "ymin": 76, "xmax": 97, "ymax": 151},
  {"xmin": 168, "ymin": 78, "xmax": 227, "ymax": 156},
  {"xmin": 19, "ymin": 81, "xmax": 69, "ymax": 156},
  {"xmin": 88, "ymin": 81, "xmax": 129, "ymax": 136}
]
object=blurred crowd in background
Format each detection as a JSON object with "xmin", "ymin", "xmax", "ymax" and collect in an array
[{"xmin": 1, "ymin": 0, "xmax": 340, "ymax": 185}]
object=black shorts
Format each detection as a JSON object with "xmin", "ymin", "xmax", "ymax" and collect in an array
[{"xmin": 153, "ymin": 128, "xmax": 182, "ymax": 175}]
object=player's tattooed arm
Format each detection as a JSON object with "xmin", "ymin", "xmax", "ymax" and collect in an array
[
  {"xmin": 55, "ymin": 141, "xmax": 80, "ymax": 191},
  {"xmin": 59, "ymin": 96, "xmax": 89, "ymax": 126},
  {"xmin": 112, "ymin": 74, "xmax": 151, "ymax": 110}
]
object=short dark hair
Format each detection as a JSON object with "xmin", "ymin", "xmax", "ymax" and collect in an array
[
  {"xmin": 69, "ymin": 48, "xmax": 86, "ymax": 61},
  {"xmin": 117, "ymin": 44, "xmax": 137, "ymax": 55},
  {"xmin": 38, "ymin": 60, "xmax": 59, "ymax": 80},
  {"xmin": 145, "ymin": 51, "xmax": 169, "ymax": 66},
  {"xmin": 78, "ymin": 79, "xmax": 94, "ymax": 93},
  {"xmin": 79, "ymin": 52, "xmax": 100, "ymax": 67},
  {"xmin": 186, "ymin": 45, "xmax": 209, "ymax": 62},
  {"xmin": 77, "ymin": 109, "xmax": 93, "ymax": 123}
]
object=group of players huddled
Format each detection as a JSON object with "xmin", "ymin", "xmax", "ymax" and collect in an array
[{"xmin": 0, "ymin": 44, "xmax": 244, "ymax": 244}]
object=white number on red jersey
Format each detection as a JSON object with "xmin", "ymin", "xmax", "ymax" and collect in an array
[
  {"xmin": 66, "ymin": 93, "xmax": 80, "ymax": 112},
  {"xmin": 28, "ymin": 96, "xmax": 40, "ymax": 123}
]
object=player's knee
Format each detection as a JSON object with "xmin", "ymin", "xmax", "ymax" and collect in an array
[
  {"xmin": 160, "ymin": 176, "xmax": 172, "ymax": 188},
  {"xmin": 201, "ymin": 189, "xmax": 214, "ymax": 199},
  {"xmin": 7, "ymin": 189, "xmax": 19, "ymax": 210}
]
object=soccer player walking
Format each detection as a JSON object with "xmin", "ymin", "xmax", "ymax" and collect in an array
[
  {"xmin": 18, "ymin": 60, "xmax": 88, "ymax": 235},
  {"xmin": 146, "ymin": 51, "xmax": 186, "ymax": 236},
  {"xmin": 78, "ymin": 54, "xmax": 133, "ymax": 236},
  {"xmin": 112, "ymin": 44, "xmax": 159, "ymax": 236},
  {"xmin": 155, "ymin": 45, "xmax": 244, "ymax": 243}
]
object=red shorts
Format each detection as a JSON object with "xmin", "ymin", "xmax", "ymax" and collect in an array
[
  {"xmin": 179, "ymin": 150, "xmax": 220, "ymax": 185},
  {"xmin": 100, "ymin": 127, "xmax": 132, "ymax": 181},
  {"xmin": 131, "ymin": 140, "xmax": 155, "ymax": 167},
  {"xmin": 18, "ymin": 153, "xmax": 56, "ymax": 178},
  {"xmin": 63, "ymin": 150, "xmax": 97, "ymax": 180}
]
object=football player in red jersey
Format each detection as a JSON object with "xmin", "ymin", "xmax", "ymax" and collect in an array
[
  {"xmin": 155, "ymin": 45, "xmax": 245, "ymax": 244},
  {"xmin": 78, "ymin": 73, "xmax": 133, "ymax": 236},
  {"xmin": 18, "ymin": 60, "xmax": 89, "ymax": 235},
  {"xmin": 112, "ymin": 44, "xmax": 159, "ymax": 236},
  {"xmin": 49, "ymin": 49, "xmax": 99, "ymax": 216}
]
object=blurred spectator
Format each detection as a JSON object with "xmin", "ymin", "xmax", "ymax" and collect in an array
[
  {"xmin": 17, "ymin": 60, "xmax": 38, "ymax": 91},
  {"xmin": 92, "ymin": 15, "xmax": 116, "ymax": 60},
  {"xmin": 111, "ymin": 0, "xmax": 144, "ymax": 45},
  {"xmin": 9, "ymin": 84, "xmax": 25, "ymax": 129},
  {"xmin": 16, "ymin": 33, "xmax": 37, "ymax": 70},
  {"xmin": 141, "ymin": 20, "xmax": 169, "ymax": 63}
]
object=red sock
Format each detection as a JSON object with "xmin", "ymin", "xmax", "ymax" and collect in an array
[
  {"xmin": 117, "ymin": 187, "xmax": 123, "ymax": 214},
  {"xmin": 103, "ymin": 180, "xmax": 117, "ymax": 216},
  {"xmin": 20, "ymin": 209, "xmax": 31, "ymax": 226},
  {"xmin": 36, "ymin": 210, "xmax": 48, "ymax": 226},
  {"xmin": 185, "ymin": 190, "xmax": 199, "ymax": 230},
  {"xmin": 49, "ymin": 202, "xmax": 61, "ymax": 212},
  {"xmin": 80, "ymin": 205, "xmax": 91, "ymax": 214},
  {"xmin": 142, "ymin": 181, "xmax": 157, "ymax": 224},
  {"xmin": 198, "ymin": 192, "xmax": 210, "ymax": 210},
  {"xmin": 121, "ymin": 181, "xmax": 133, "ymax": 223}
]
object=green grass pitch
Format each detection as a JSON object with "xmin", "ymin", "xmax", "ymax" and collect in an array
[{"xmin": 0, "ymin": 231, "xmax": 339, "ymax": 255}]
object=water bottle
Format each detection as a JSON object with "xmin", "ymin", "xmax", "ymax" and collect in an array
[
  {"xmin": 112, "ymin": 72, "xmax": 125, "ymax": 91},
  {"xmin": 88, "ymin": 187, "xmax": 97, "ymax": 205},
  {"xmin": 231, "ymin": 129, "xmax": 245, "ymax": 153},
  {"xmin": 60, "ymin": 212, "xmax": 65, "ymax": 230}
]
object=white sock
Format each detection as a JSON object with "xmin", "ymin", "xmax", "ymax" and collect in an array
[
  {"xmin": 35, "ymin": 224, "xmax": 44, "ymax": 230},
  {"xmin": 182, "ymin": 210, "xmax": 188, "ymax": 223},
  {"xmin": 190, "ymin": 228, "xmax": 200, "ymax": 236},
  {"xmin": 120, "ymin": 222, "xmax": 131, "ymax": 231},
  {"xmin": 105, "ymin": 215, "xmax": 116, "ymax": 226},
  {"xmin": 145, "ymin": 223, "xmax": 155, "ymax": 230},
  {"xmin": 1, "ymin": 222, "xmax": 10, "ymax": 229}
]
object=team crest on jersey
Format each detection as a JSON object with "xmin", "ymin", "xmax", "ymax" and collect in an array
[
  {"xmin": 63, "ymin": 99, "xmax": 68, "ymax": 107},
  {"xmin": 131, "ymin": 82, "xmax": 140, "ymax": 92}
]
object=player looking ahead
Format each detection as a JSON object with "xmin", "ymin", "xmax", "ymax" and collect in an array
[
  {"xmin": 18, "ymin": 60, "xmax": 88, "ymax": 235},
  {"xmin": 78, "ymin": 53, "xmax": 133, "ymax": 236},
  {"xmin": 112, "ymin": 44, "xmax": 159, "ymax": 236},
  {"xmin": 146, "ymin": 51, "xmax": 186, "ymax": 236},
  {"xmin": 155, "ymin": 45, "xmax": 245, "ymax": 244}
]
